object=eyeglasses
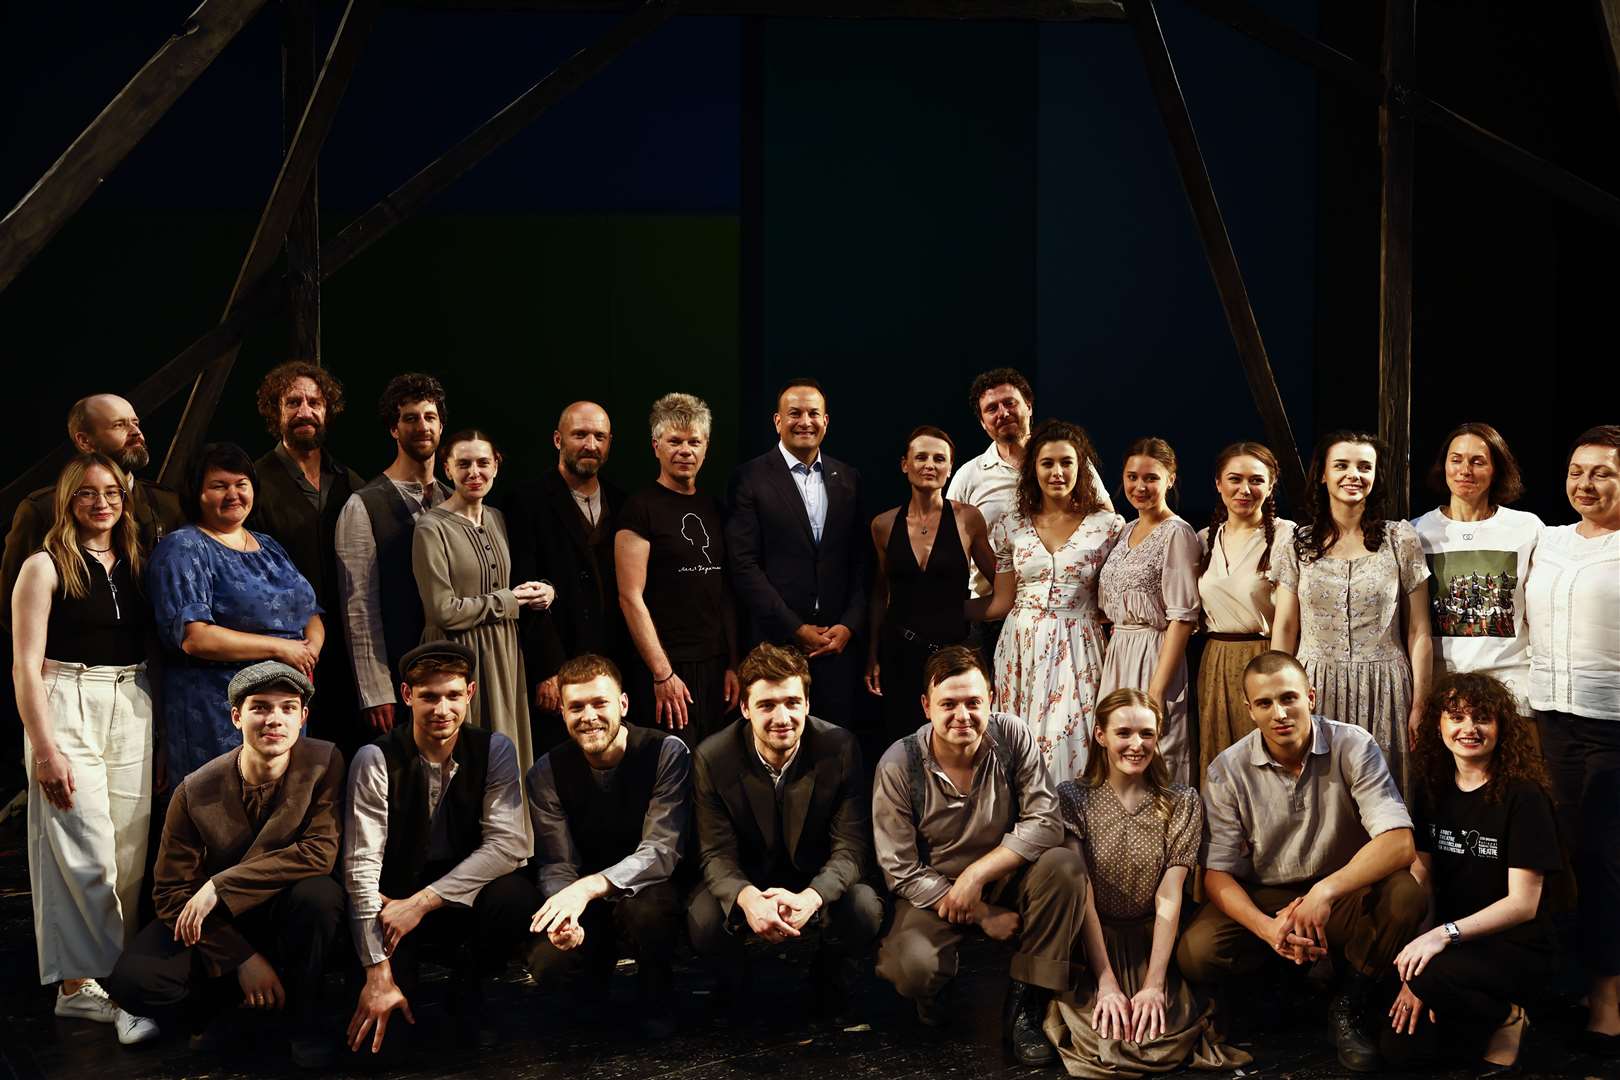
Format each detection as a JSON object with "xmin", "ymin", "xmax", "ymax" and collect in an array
[{"xmin": 72, "ymin": 488, "xmax": 124, "ymax": 506}]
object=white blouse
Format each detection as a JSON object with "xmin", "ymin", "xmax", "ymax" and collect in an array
[
  {"xmin": 1197, "ymin": 519, "xmax": 1296, "ymax": 635},
  {"xmin": 1526, "ymin": 524, "xmax": 1620, "ymax": 720}
]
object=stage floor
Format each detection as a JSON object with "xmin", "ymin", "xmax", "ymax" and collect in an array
[{"xmin": 0, "ymin": 813, "xmax": 1607, "ymax": 1080}]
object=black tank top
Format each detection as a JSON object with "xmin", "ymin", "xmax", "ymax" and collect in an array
[
  {"xmin": 884, "ymin": 499, "xmax": 970, "ymax": 647},
  {"xmin": 46, "ymin": 552, "xmax": 146, "ymax": 667}
]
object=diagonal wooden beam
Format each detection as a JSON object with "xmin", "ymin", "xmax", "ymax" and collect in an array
[
  {"xmin": 1378, "ymin": 0, "xmax": 1416, "ymax": 520},
  {"xmin": 0, "ymin": 0, "xmax": 271, "ymax": 296},
  {"xmin": 161, "ymin": 0, "xmax": 380, "ymax": 484},
  {"xmin": 1124, "ymin": 0, "xmax": 1308, "ymax": 507},
  {"xmin": 323, "ymin": 0, "xmax": 679, "ymax": 276}
]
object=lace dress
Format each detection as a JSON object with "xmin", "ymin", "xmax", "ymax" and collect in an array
[{"xmin": 991, "ymin": 509, "xmax": 1126, "ymax": 778}]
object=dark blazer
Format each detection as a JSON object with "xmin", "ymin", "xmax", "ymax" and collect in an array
[
  {"xmin": 506, "ymin": 469, "xmax": 628, "ymax": 689},
  {"xmin": 0, "ymin": 478, "xmax": 182, "ymax": 634},
  {"xmin": 725, "ymin": 447, "xmax": 869, "ymax": 645},
  {"xmin": 692, "ymin": 714, "xmax": 871, "ymax": 918}
]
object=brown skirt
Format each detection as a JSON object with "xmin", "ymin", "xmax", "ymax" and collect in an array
[
  {"xmin": 1196, "ymin": 636, "xmax": 1270, "ymax": 787},
  {"xmin": 1044, "ymin": 917, "xmax": 1251, "ymax": 1079}
]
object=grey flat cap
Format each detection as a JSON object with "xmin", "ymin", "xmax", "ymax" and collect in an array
[
  {"xmin": 398, "ymin": 640, "xmax": 477, "ymax": 681},
  {"xmin": 227, "ymin": 660, "xmax": 315, "ymax": 708}
]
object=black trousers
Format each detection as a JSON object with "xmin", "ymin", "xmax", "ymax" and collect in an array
[
  {"xmin": 527, "ymin": 880, "xmax": 682, "ymax": 984},
  {"xmin": 1538, "ymin": 709, "xmax": 1620, "ymax": 976},
  {"xmin": 876, "ymin": 627, "xmax": 979, "ymax": 747},
  {"xmin": 385, "ymin": 872, "xmax": 538, "ymax": 999},
  {"xmin": 630, "ymin": 653, "xmax": 732, "ymax": 748},
  {"xmin": 686, "ymin": 880, "xmax": 884, "ymax": 984},
  {"xmin": 104, "ymin": 874, "xmax": 344, "ymax": 1035},
  {"xmin": 1381, "ymin": 935, "xmax": 1558, "ymax": 1065}
]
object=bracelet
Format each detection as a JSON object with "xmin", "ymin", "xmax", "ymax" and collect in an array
[
  {"xmin": 654, "ymin": 670, "xmax": 677, "ymax": 685},
  {"xmin": 34, "ymin": 757, "xmax": 53, "ymax": 767}
]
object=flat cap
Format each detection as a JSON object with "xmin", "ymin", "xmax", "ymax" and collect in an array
[
  {"xmin": 398, "ymin": 640, "xmax": 477, "ymax": 682},
  {"xmin": 227, "ymin": 660, "xmax": 315, "ymax": 708}
]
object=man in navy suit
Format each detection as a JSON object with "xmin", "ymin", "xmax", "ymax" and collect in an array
[{"xmin": 726, "ymin": 379, "xmax": 869, "ymax": 727}]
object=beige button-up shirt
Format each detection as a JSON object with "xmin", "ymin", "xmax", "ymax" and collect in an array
[
  {"xmin": 1201, "ymin": 715, "xmax": 1412, "ymax": 887},
  {"xmin": 873, "ymin": 715, "xmax": 1062, "ymax": 908}
]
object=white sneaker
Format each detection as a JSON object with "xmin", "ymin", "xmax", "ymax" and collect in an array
[
  {"xmin": 54, "ymin": 979, "xmax": 118, "ymax": 1023},
  {"xmin": 115, "ymin": 1008, "xmax": 161, "ymax": 1046}
]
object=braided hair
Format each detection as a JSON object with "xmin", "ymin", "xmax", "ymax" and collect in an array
[
  {"xmin": 1199, "ymin": 441, "xmax": 1282, "ymax": 577},
  {"xmin": 1294, "ymin": 429, "xmax": 1390, "ymax": 565}
]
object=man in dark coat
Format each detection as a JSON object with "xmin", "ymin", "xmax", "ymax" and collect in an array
[
  {"xmin": 725, "ymin": 379, "xmax": 868, "ymax": 727},
  {"xmin": 507, "ymin": 400, "xmax": 628, "ymax": 750},
  {"xmin": 246, "ymin": 362, "xmax": 364, "ymax": 755},
  {"xmin": 688, "ymin": 642, "xmax": 882, "ymax": 1021}
]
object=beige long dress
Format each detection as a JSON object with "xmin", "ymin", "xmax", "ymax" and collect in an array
[
  {"xmin": 1044, "ymin": 781, "xmax": 1250, "ymax": 1079},
  {"xmin": 412, "ymin": 504, "xmax": 533, "ymax": 776}
]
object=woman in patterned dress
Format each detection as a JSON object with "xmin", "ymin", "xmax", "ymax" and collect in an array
[
  {"xmin": 979, "ymin": 419, "xmax": 1124, "ymax": 778},
  {"xmin": 1043, "ymin": 688, "xmax": 1250, "ymax": 1079},
  {"xmin": 1272, "ymin": 430, "xmax": 1432, "ymax": 796},
  {"xmin": 1098, "ymin": 438, "xmax": 1202, "ymax": 786}
]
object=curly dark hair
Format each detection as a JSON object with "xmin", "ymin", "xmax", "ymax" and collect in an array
[
  {"xmin": 377, "ymin": 372, "xmax": 446, "ymax": 432},
  {"xmin": 1294, "ymin": 429, "xmax": 1390, "ymax": 565},
  {"xmin": 1414, "ymin": 672, "xmax": 1551, "ymax": 807},
  {"xmin": 255, "ymin": 360, "xmax": 346, "ymax": 437},
  {"xmin": 1015, "ymin": 419, "xmax": 1105, "ymax": 519},
  {"xmin": 968, "ymin": 367, "xmax": 1034, "ymax": 420},
  {"xmin": 1425, "ymin": 422, "xmax": 1524, "ymax": 507}
]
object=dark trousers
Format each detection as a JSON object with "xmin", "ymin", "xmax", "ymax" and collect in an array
[
  {"xmin": 876, "ymin": 847, "xmax": 1089, "ymax": 999},
  {"xmin": 386, "ymin": 872, "xmax": 538, "ymax": 999},
  {"xmin": 528, "ymin": 880, "xmax": 681, "ymax": 986},
  {"xmin": 807, "ymin": 646, "xmax": 861, "ymax": 731},
  {"xmin": 1380, "ymin": 936, "xmax": 1559, "ymax": 1065},
  {"xmin": 104, "ymin": 875, "xmax": 344, "ymax": 1035},
  {"xmin": 1537, "ymin": 709, "xmax": 1620, "ymax": 976},
  {"xmin": 631, "ymin": 653, "xmax": 731, "ymax": 748},
  {"xmin": 1176, "ymin": 869, "xmax": 1426, "ymax": 982},
  {"xmin": 687, "ymin": 880, "xmax": 884, "ymax": 985},
  {"xmin": 877, "ymin": 629, "xmax": 978, "ymax": 747}
]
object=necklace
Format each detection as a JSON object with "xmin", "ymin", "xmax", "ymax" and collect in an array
[{"xmin": 82, "ymin": 545, "xmax": 112, "ymax": 553}]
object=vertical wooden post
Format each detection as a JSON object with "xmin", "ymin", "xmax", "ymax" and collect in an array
[
  {"xmin": 283, "ymin": 0, "xmax": 322, "ymax": 363},
  {"xmin": 1378, "ymin": 0, "xmax": 1416, "ymax": 518}
]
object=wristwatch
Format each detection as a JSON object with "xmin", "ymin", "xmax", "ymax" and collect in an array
[{"xmin": 1442, "ymin": 921, "xmax": 1462, "ymax": 945}]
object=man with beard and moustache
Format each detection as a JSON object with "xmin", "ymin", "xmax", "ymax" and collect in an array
[
  {"xmin": 508, "ymin": 401, "xmax": 629, "ymax": 751},
  {"xmin": 525, "ymin": 654, "xmax": 690, "ymax": 1038},
  {"xmin": 336, "ymin": 375, "xmax": 452, "ymax": 745},
  {"xmin": 687, "ymin": 642, "xmax": 882, "ymax": 1024},
  {"xmin": 248, "ymin": 362, "xmax": 364, "ymax": 751},
  {"xmin": 945, "ymin": 368, "xmax": 1111, "ymax": 655},
  {"xmin": 2, "ymin": 394, "xmax": 183, "ymax": 630}
]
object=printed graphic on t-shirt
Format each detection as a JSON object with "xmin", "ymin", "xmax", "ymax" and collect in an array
[
  {"xmin": 680, "ymin": 513, "xmax": 714, "ymax": 567},
  {"xmin": 1427, "ymin": 550, "xmax": 1516, "ymax": 637},
  {"xmin": 1430, "ymin": 822, "xmax": 1500, "ymax": 859}
]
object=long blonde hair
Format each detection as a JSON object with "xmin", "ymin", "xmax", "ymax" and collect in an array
[
  {"xmin": 1079, "ymin": 687, "xmax": 1174, "ymax": 821},
  {"xmin": 45, "ymin": 453, "xmax": 144, "ymax": 600}
]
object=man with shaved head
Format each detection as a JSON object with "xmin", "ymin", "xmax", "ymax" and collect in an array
[
  {"xmin": 509, "ymin": 400, "xmax": 629, "ymax": 748},
  {"xmin": 2, "ymin": 394, "xmax": 183, "ymax": 631}
]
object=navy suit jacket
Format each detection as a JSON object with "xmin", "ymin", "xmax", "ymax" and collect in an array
[{"xmin": 725, "ymin": 447, "xmax": 869, "ymax": 645}]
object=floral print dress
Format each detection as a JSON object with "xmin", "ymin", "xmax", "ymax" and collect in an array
[{"xmin": 991, "ymin": 508, "xmax": 1125, "ymax": 779}]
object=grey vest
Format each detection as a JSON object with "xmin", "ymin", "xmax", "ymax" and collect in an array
[{"xmin": 357, "ymin": 475, "xmax": 451, "ymax": 694}]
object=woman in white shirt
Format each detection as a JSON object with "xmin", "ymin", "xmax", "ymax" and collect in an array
[
  {"xmin": 1411, "ymin": 423, "xmax": 1542, "ymax": 705},
  {"xmin": 1525, "ymin": 424, "xmax": 1620, "ymax": 1058}
]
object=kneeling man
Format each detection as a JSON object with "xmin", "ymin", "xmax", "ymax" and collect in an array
[
  {"xmin": 527, "ymin": 653, "xmax": 691, "ymax": 1037},
  {"xmin": 1177, "ymin": 651, "xmax": 1424, "ymax": 1073},
  {"xmin": 105, "ymin": 661, "xmax": 346, "ymax": 1067},
  {"xmin": 872, "ymin": 645, "xmax": 1085, "ymax": 1067},
  {"xmin": 688, "ymin": 642, "xmax": 883, "ymax": 1021},
  {"xmin": 343, "ymin": 641, "xmax": 538, "ymax": 1054}
]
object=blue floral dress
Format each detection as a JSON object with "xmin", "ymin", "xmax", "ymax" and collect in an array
[{"xmin": 149, "ymin": 526, "xmax": 319, "ymax": 778}]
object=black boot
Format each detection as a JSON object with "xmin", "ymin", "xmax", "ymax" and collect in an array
[
  {"xmin": 1329, "ymin": 970, "xmax": 1381, "ymax": 1073},
  {"xmin": 1003, "ymin": 980, "xmax": 1057, "ymax": 1067},
  {"xmin": 811, "ymin": 949, "xmax": 862, "ymax": 1028}
]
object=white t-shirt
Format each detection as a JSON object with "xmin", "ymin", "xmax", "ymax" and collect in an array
[
  {"xmin": 1411, "ymin": 505, "xmax": 1542, "ymax": 702},
  {"xmin": 1526, "ymin": 523, "xmax": 1620, "ymax": 721}
]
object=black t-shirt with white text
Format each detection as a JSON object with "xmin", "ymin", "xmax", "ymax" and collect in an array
[
  {"xmin": 618, "ymin": 484, "xmax": 729, "ymax": 662},
  {"xmin": 1414, "ymin": 776, "xmax": 1560, "ymax": 949}
]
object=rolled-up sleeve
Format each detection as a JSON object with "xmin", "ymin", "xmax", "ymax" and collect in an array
[
  {"xmin": 1162, "ymin": 520, "xmax": 1203, "ymax": 624},
  {"xmin": 1000, "ymin": 721, "xmax": 1062, "ymax": 861},
  {"xmin": 343, "ymin": 745, "xmax": 390, "ymax": 966},
  {"xmin": 428, "ymin": 734, "xmax": 531, "ymax": 905},
  {"xmin": 872, "ymin": 750, "xmax": 951, "ymax": 908},
  {"xmin": 1199, "ymin": 762, "xmax": 1253, "ymax": 878},
  {"xmin": 1345, "ymin": 732, "xmax": 1413, "ymax": 838}
]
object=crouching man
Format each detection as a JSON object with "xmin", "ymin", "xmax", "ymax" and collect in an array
[
  {"xmin": 526, "ymin": 653, "xmax": 691, "ymax": 1038},
  {"xmin": 872, "ymin": 645, "xmax": 1087, "ymax": 1067},
  {"xmin": 104, "ymin": 661, "xmax": 346, "ymax": 1068},
  {"xmin": 343, "ymin": 641, "xmax": 538, "ymax": 1055}
]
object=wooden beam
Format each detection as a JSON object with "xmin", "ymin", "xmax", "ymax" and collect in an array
[
  {"xmin": 1378, "ymin": 0, "xmax": 1416, "ymax": 520},
  {"xmin": 383, "ymin": 0, "xmax": 1123, "ymax": 19},
  {"xmin": 322, "ymin": 0, "xmax": 680, "ymax": 276},
  {"xmin": 0, "ymin": 0, "xmax": 271, "ymax": 296},
  {"xmin": 162, "ymin": 0, "xmax": 379, "ymax": 484},
  {"xmin": 283, "ymin": 0, "xmax": 323, "ymax": 364},
  {"xmin": 1601, "ymin": 0, "xmax": 1620, "ymax": 115},
  {"xmin": 1124, "ymin": 0, "xmax": 1308, "ymax": 507},
  {"xmin": 1183, "ymin": 0, "xmax": 1620, "ymax": 232}
]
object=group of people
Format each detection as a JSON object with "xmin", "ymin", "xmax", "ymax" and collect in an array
[{"xmin": 4, "ymin": 361, "xmax": 1616, "ymax": 1076}]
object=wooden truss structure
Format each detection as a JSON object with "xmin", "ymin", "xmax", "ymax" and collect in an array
[{"xmin": 3, "ymin": 0, "xmax": 1618, "ymax": 519}]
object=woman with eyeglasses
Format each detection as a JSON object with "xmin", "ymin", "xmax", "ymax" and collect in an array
[{"xmin": 10, "ymin": 453, "xmax": 159, "ymax": 1042}]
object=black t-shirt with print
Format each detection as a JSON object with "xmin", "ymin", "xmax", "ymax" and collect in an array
[
  {"xmin": 1414, "ymin": 776, "xmax": 1560, "ymax": 949},
  {"xmin": 618, "ymin": 484, "xmax": 729, "ymax": 662}
]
